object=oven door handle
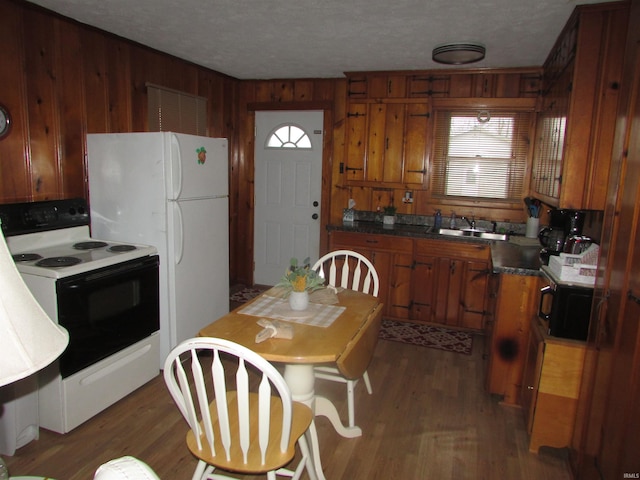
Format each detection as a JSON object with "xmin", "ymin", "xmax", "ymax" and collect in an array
[
  {"xmin": 538, "ymin": 285, "xmax": 554, "ymax": 320},
  {"xmin": 59, "ymin": 256, "xmax": 159, "ymax": 289}
]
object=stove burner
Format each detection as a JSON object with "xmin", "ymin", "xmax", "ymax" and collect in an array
[
  {"xmin": 13, "ymin": 253, "xmax": 43, "ymax": 262},
  {"xmin": 73, "ymin": 241, "xmax": 109, "ymax": 250},
  {"xmin": 36, "ymin": 256, "xmax": 82, "ymax": 268},
  {"xmin": 107, "ymin": 245, "xmax": 137, "ymax": 252}
]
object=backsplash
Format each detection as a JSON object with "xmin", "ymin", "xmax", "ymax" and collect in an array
[{"xmin": 343, "ymin": 209, "xmax": 530, "ymax": 236}]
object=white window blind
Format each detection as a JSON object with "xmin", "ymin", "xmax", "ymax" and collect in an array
[
  {"xmin": 432, "ymin": 110, "xmax": 533, "ymax": 201},
  {"xmin": 146, "ymin": 83, "xmax": 207, "ymax": 135}
]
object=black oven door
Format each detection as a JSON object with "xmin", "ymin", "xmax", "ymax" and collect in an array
[{"xmin": 55, "ymin": 255, "xmax": 160, "ymax": 378}]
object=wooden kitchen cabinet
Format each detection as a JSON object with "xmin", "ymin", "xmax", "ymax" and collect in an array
[
  {"xmin": 413, "ymin": 239, "xmax": 491, "ymax": 331},
  {"xmin": 346, "ymin": 70, "xmax": 541, "ymax": 101},
  {"xmin": 486, "ymin": 273, "xmax": 543, "ymax": 405},
  {"xmin": 342, "ymin": 69, "xmax": 542, "ymax": 195},
  {"xmin": 531, "ymin": 2, "xmax": 629, "ymax": 210},
  {"xmin": 521, "ymin": 317, "xmax": 586, "ymax": 454},
  {"xmin": 328, "ymin": 230, "xmax": 413, "ymax": 319},
  {"xmin": 344, "ymin": 101, "xmax": 430, "ymax": 187},
  {"xmin": 329, "ymin": 232, "xmax": 491, "ymax": 330},
  {"xmin": 346, "ymin": 73, "xmax": 408, "ymax": 99},
  {"xmin": 386, "ymin": 252, "xmax": 414, "ymax": 320},
  {"xmin": 411, "ymin": 252, "xmax": 437, "ymax": 322}
]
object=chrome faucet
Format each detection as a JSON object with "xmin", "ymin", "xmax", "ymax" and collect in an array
[{"xmin": 461, "ymin": 216, "xmax": 476, "ymax": 229}]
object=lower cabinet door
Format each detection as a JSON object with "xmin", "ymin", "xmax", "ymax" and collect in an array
[
  {"xmin": 411, "ymin": 254, "xmax": 437, "ymax": 322},
  {"xmin": 387, "ymin": 253, "xmax": 413, "ymax": 319},
  {"xmin": 460, "ymin": 260, "xmax": 491, "ymax": 330}
]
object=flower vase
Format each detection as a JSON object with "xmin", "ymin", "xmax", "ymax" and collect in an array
[{"xmin": 289, "ymin": 290, "xmax": 309, "ymax": 311}]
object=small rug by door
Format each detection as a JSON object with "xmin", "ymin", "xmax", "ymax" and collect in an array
[
  {"xmin": 230, "ymin": 285, "xmax": 269, "ymax": 303},
  {"xmin": 378, "ymin": 319, "xmax": 473, "ymax": 355}
]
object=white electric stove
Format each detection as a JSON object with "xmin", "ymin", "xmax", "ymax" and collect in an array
[{"xmin": 0, "ymin": 199, "xmax": 161, "ymax": 437}]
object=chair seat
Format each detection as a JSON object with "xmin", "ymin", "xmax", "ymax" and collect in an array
[
  {"xmin": 165, "ymin": 337, "xmax": 317, "ymax": 480},
  {"xmin": 186, "ymin": 392, "xmax": 313, "ymax": 474}
]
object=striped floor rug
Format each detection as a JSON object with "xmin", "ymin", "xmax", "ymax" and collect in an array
[{"xmin": 378, "ymin": 319, "xmax": 473, "ymax": 355}]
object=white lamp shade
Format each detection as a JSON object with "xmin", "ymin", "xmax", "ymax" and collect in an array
[{"xmin": 0, "ymin": 231, "xmax": 69, "ymax": 387}]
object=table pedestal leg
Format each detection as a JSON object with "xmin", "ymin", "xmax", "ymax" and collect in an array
[
  {"xmin": 314, "ymin": 396, "xmax": 362, "ymax": 438},
  {"xmin": 284, "ymin": 364, "xmax": 325, "ymax": 480}
]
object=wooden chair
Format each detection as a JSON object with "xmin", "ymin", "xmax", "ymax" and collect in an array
[
  {"xmin": 311, "ymin": 250, "xmax": 380, "ymax": 430},
  {"xmin": 312, "ymin": 250, "xmax": 379, "ymax": 297},
  {"xmin": 163, "ymin": 337, "xmax": 317, "ymax": 480}
]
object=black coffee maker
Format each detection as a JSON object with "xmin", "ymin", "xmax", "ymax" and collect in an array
[{"xmin": 539, "ymin": 209, "xmax": 586, "ymax": 264}]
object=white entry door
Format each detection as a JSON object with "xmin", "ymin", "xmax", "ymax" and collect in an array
[{"xmin": 253, "ymin": 110, "xmax": 324, "ymax": 285}]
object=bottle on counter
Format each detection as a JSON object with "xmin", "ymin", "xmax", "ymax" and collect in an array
[
  {"xmin": 434, "ymin": 209, "xmax": 442, "ymax": 230},
  {"xmin": 449, "ymin": 212, "xmax": 457, "ymax": 229}
]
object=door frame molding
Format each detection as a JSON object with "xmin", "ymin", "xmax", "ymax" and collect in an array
[{"xmin": 246, "ymin": 101, "xmax": 334, "ymax": 285}]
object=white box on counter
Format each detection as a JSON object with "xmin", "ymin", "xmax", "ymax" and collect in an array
[{"xmin": 548, "ymin": 244, "xmax": 599, "ymax": 285}]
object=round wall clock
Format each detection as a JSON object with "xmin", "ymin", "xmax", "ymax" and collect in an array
[{"xmin": 0, "ymin": 104, "xmax": 12, "ymax": 139}]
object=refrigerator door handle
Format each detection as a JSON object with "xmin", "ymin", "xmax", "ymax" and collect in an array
[
  {"xmin": 173, "ymin": 201, "xmax": 185, "ymax": 264},
  {"xmin": 170, "ymin": 134, "xmax": 183, "ymax": 199}
]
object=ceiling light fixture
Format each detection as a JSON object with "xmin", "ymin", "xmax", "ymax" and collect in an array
[{"xmin": 432, "ymin": 42, "xmax": 486, "ymax": 65}]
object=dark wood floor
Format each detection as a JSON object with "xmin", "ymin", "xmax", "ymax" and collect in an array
[{"xmin": 4, "ymin": 330, "xmax": 573, "ymax": 479}]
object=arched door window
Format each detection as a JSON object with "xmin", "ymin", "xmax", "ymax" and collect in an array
[{"xmin": 266, "ymin": 124, "xmax": 313, "ymax": 149}]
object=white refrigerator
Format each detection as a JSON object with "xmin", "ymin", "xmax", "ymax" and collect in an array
[{"xmin": 86, "ymin": 132, "xmax": 229, "ymax": 366}]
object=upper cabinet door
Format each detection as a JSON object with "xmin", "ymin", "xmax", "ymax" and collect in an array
[
  {"xmin": 344, "ymin": 103, "xmax": 367, "ymax": 182},
  {"xmin": 403, "ymin": 103, "xmax": 430, "ymax": 185},
  {"xmin": 531, "ymin": 3, "xmax": 629, "ymax": 210},
  {"xmin": 344, "ymin": 101, "xmax": 429, "ymax": 188}
]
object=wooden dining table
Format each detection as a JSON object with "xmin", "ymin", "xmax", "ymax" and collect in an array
[{"xmin": 198, "ymin": 287, "xmax": 383, "ymax": 480}]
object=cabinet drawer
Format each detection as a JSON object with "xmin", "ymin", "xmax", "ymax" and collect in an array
[
  {"xmin": 330, "ymin": 231, "xmax": 413, "ymax": 253},
  {"xmin": 415, "ymin": 238, "xmax": 489, "ymax": 260}
]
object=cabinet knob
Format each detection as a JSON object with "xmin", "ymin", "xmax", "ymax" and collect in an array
[{"xmin": 527, "ymin": 385, "xmax": 534, "ymax": 390}]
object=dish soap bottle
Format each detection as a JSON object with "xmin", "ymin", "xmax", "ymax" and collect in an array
[
  {"xmin": 434, "ymin": 209, "xmax": 442, "ymax": 230},
  {"xmin": 449, "ymin": 212, "xmax": 457, "ymax": 229}
]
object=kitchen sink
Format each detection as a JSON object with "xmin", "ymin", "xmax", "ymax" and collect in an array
[
  {"xmin": 475, "ymin": 232, "xmax": 510, "ymax": 241},
  {"xmin": 437, "ymin": 228, "xmax": 466, "ymax": 236},
  {"xmin": 435, "ymin": 228, "xmax": 509, "ymax": 241}
]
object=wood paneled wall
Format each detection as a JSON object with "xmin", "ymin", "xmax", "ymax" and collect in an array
[
  {"xmin": 234, "ymin": 79, "xmax": 347, "ymax": 284},
  {"xmin": 0, "ymin": 0, "xmax": 239, "ymax": 274},
  {"xmin": 0, "ymin": 0, "xmax": 236, "ymax": 203},
  {"xmin": 234, "ymin": 71, "xmax": 541, "ymax": 284},
  {"xmin": 1, "ymin": 0, "xmax": 542, "ymax": 286}
]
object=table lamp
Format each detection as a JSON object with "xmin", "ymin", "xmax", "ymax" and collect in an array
[
  {"xmin": 0, "ymin": 226, "xmax": 69, "ymax": 388},
  {"xmin": 0, "ymin": 224, "xmax": 69, "ymax": 467}
]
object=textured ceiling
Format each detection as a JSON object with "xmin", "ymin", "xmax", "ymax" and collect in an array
[{"xmin": 26, "ymin": 0, "xmax": 618, "ymax": 79}]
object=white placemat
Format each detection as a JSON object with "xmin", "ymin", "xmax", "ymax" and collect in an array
[{"xmin": 238, "ymin": 295, "xmax": 345, "ymax": 328}]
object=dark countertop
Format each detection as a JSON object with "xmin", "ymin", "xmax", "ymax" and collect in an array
[
  {"xmin": 328, "ymin": 222, "xmax": 542, "ymax": 276},
  {"xmin": 490, "ymin": 241, "xmax": 543, "ymax": 276}
]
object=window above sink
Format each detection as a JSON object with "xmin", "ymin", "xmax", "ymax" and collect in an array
[{"xmin": 431, "ymin": 107, "xmax": 535, "ymax": 204}]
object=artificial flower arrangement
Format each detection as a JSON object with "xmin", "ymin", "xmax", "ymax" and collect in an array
[
  {"xmin": 383, "ymin": 205, "xmax": 397, "ymax": 216},
  {"xmin": 276, "ymin": 257, "xmax": 325, "ymax": 293}
]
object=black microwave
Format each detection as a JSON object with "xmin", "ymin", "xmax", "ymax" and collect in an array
[{"xmin": 538, "ymin": 268, "xmax": 594, "ymax": 341}]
